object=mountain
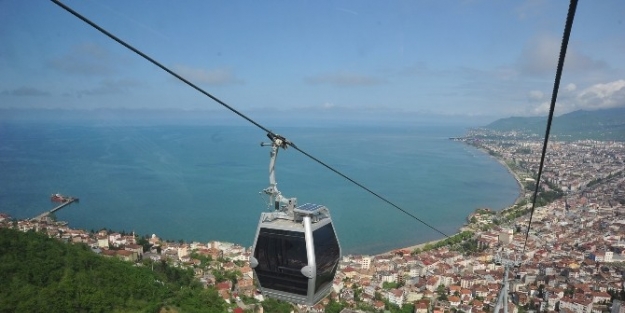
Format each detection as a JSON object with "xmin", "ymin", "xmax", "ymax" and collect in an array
[{"xmin": 485, "ymin": 108, "xmax": 625, "ymax": 141}]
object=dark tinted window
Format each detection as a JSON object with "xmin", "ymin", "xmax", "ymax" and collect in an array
[
  {"xmin": 254, "ymin": 228, "xmax": 308, "ymax": 296},
  {"xmin": 313, "ymin": 223, "xmax": 340, "ymax": 293}
]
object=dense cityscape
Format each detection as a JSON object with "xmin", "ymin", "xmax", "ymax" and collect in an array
[{"xmin": 2, "ymin": 128, "xmax": 625, "ymax": 313}]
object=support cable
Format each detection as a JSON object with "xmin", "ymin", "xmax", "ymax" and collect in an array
[
  {"xmin": 522, "ymin": 0, "xmax": 578, "ymax": 253},
  {"xmin": 51, "ymin": 0, "xmax": 449, "ymax": 238},
  {"xmin": 50, "ymin": 0, "xmax": 271, "ymax": 135}
]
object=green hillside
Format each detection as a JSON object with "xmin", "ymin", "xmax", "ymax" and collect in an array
[
  {"xmin": 485, "ymin": 108, "xmax": 625, "ymax": 141},
  {"xmin": 0, "ymin": 228, "xmax": 227, "ymax": 313}
]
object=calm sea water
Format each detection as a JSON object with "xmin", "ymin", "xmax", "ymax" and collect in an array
[{"xmin": 0, "ymin": 121, "xmax": 519, "ymax": 255}]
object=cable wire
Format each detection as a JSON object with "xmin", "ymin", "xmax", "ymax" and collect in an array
[
  {"xmin": 51, "ymin": 0, "xmax": 450, "ymax": 238},
  {"xmin": 522, "ymin": 0, "xmax": 578, "ymax": 253},
  {"xmin": 50, "ymin": 0, "xmax": 271, "ymax": 136}
]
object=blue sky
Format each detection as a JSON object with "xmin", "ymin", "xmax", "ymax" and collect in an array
[{"xmin": 1, "ymin": 0, "xmax": 624, "ymax": 123}]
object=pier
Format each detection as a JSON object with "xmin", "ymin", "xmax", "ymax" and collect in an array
[{"xmin": 31, "ymin": 197, "xmax": 79, "ymax": 221}]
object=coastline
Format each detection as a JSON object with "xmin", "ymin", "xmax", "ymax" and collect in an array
[
  {"xmin": 2, "ymin": 123, "xmax": 524, "ymax": 258},
  {"xmin": 381, "ymin": 143, "xmax": 524, "ymax": 256}
]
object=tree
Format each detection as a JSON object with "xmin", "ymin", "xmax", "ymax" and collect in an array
[
  {"xmin": 436, "ymin": 284, "xmax": 448, "ymax": 301},
  {"xmin": 261, "ymin": 298, "xmax": 293, "ymax": 313},
  {"xmin": 137, "ymin": 236, "xmax": 151, "ymax": 252},
  {"xmin": 383, "ymin": 281, "xmax": 399, "ymax": 289},
  {"xmin": 375, "ymin": 291, "xmax": 383, "ymax": 301},
  {"xmin": 354, "ymin": 287, "xmax": 362, "ymax": 302},
  {"xmin": 325, "ymin": 298, "xmax": 345, "ymax": 313},
  {"xmin": 0, "ymin": 227, "xmax": 227, "ymax": 313}
]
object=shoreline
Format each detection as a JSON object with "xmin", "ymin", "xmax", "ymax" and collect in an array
[
  {"xmin": 380, "ymin": 143, "xmax": 524, "ymax": 256},
  {"xmin": 390, "ymin": 225, "xmax": 473, "ymax": 254}
]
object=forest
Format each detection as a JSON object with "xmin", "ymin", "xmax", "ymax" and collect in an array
[{"xmin": 0, "ymin": 227, "xmax": 227, "ymax": 313}]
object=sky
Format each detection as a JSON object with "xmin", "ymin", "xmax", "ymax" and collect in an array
[{"xmin": 1, "ymin": 0, "xmax": 624, "ymax": 124}]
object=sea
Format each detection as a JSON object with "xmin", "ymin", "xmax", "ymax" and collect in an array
[{"xmin": 0, "ymin": 119, "xmax": 520, "ymax": 255}]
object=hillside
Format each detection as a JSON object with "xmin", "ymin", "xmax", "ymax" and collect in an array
[
  {"xmin": 0, "ymin": 228, "xmax": 227, "ymax": 313},
  {"xmin": 485, "ymin": 108, "xmax": 625, "ymax": 141}
]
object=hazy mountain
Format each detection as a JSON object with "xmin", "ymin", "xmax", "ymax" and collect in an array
[{"xmin": 485, "ymin": 108, "xmax": 625, "ymax": 141}]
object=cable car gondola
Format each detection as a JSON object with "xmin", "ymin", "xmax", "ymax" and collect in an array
[{"xmin": 250, "ymin": 134, "xmax": 341, "ymax": 306}]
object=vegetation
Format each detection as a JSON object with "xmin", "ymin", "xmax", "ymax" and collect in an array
[
  {"xmin": 0, "ymin": 228, "xmax": 227, "ymax": 313},
  {"xmin": 436, "ymin": 284, "xmax": 448, "ymax": 301},
  {"xmin": 414, "ymin": 231, "xmax": 476, "ymax": 254},
  {"xmin": 325, "ymin": 298, "xmax": 345, "ymax": 313},
  {"xmin": 587, "ymin": 170, "xmax": 623, "ymax": 188},
  {"xmin": 382, "ymin": 281, "xmax": 401, "ymax": 289},
  {"xmin": 485, "ymin": 108, "xmax": 625, "ymax": 141},
  {"xmin": 386, "ymin": 302, "xmax": 415, "ymax": 313},
  {"xmin": 260, "ymin": 298, "xmax": 293, "ymax": 313}
]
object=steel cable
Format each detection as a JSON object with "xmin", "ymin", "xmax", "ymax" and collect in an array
[
  {"xmin": 522, "ymin": 0, "xmax": 578, "ymax": 254},
  {"xmin": 51, "ymin": 0, "xmax": 450, "ymax": 238}
]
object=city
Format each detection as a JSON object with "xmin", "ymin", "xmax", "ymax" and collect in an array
[{"xmin": 1, "ymin": 128, "xmax": 624, "ymax": 313}]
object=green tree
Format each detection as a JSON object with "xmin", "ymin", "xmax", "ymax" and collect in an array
[
  {"xmin": 383, "ymin": 281, "xmax": 400, "ymax": 289},
  {"xmin": 436, "ymin": 284, "xmax": 448, "ymax": 301},
  {"xmin": 261, "ymin": 298, "xmax": 293, "ymax": 313},
  {"xmin": 0, "ymin": 228, "xmax": 225, "ymax": 313},
  {"xmin": 325, "ymin": 298, "xmax": 345, "ymax": 313}
]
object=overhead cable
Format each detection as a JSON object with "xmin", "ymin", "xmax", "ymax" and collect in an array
[
  {"xmin": 522, "ymin": 0, "xmax": 578, "ymax": 253},
  {"xmin": 51, "ymin": 0, "xmax": 450, "ymax": 238}
]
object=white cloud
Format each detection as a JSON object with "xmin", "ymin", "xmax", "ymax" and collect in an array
[
  {"xmin": 172, "ymin": 65, "xmax": 244, "ymax": 86},
  {"xmin": 525, "ymin": 79, "xmax": 625, "ymax": 116},
  {"xmin": 517, "ymin": 34, "xmax": 559, "ymax": 76},
  {"xmin": 515, "ymin": 0, "xmax": 548, "ymax": 20},
  {"xmin": 304, "ymin": 71, "xmax": 385, "ymax": 87},
  {"xmin": 565, "ymin": 83, "xmax": 576, "ymax": 92},
  {"xmin": 335, "ymin": 7, "xmax": 358, "ymax": 16},
  {"xmin": 1, "ymin": 86, "xmax": 50, "ymax": 96},
  {"xmin": 528, "ymin": 90, "xmax": 544, "ymax": 101},
  {"xmin": 517, "ymin": 34, "xmax": 608, "ymax": 77},
  {"xmin": 76, "ymin": 79, "xmax": 141, "ymax": 96},
  {"xmin": 531, "ymin": 101, "xmax": 551, "ymax": 115},
  {"xmin": 47, "ymin": 43, "xmax": 116, "ymax": 76},
  {"xmin": 576, "ymin": 79, "xmax": 625, "ymax": 109}
]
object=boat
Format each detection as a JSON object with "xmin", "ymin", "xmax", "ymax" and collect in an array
[{"xmin": 50, "ymin": 193, "xmax": 68, "ymax": 202}]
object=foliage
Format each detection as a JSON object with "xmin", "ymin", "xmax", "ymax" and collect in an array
[
  {"xmin": 485, "ymin": 107, "xmax": 625, "ymax": 141},
  {"xmin": 189, "ymin": 251, "xmax": 213, "ymax": 265},
  {"xmin": 436, "ymin": 284, "xmax": 448, "ymax": 301},
  {"xmin": 260, "ymin": 298, "xmax": 293, "ymax": 313},
  {"xmin": 458, "ymin": 238, "xmax": 481, "ymax": 254},
  {"xmin": 420, "ymin": 231, "xmax": 474, "ymax": 253},
  {"xmin": 382, "ymin": 281, "xmax": 400, "ymax": 289},
  {"xmin": 386, "ymin": 302, "xmax": 415, "ymax": 313},
  {"xmin": 325, "ymin": 298, "xmax": 346, "ymax": 313},
  {"xmin": 239, "ymin": 294, "xmax": 258, "ymax": 305},
  {"xmin": 136, "ymin": 235, "xmax": 151, "ymax": 252},
  {"xmin": 211, "ymin": 268, "xmax": 241, "ymax": 286},
  {"xmin": 0, "ymin": 228, "xmax": 227, "ymax": 313}
]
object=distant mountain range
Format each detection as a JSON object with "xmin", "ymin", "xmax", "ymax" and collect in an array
[{"xmin": 484, "ymin": 107, "xmax": 625, "ymax": 141}]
